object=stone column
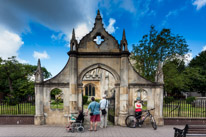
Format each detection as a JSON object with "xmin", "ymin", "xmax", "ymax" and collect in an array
[
  {"xmin": 34, "ymin": 59, "xmax": 44, "ymax": 125},
  {"xmin": 34, "ymin": 84, "xmax": 44, "ymax": 125},
  {"xmin": 77, "ymin": 84, "xmax": 83, "ymax": 111},
  {"xmin": 154, "ymin": 86, "xmax": 164, "ymax": 125},
  {"xmin": 114, "ymin": 84, "xmax": 120, "ymax": 125},
  {"xmin": 64, "ymin": 87, "xmax": 70, "ymax": 116},
  {"xmin": 118, "ymin": 53, "xmax": 129, "ymax": 126},
  {"xmin": 69, "ymin": 53, "xmax": 78, "ymax": 115}
]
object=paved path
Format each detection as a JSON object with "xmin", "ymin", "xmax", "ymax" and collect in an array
[{"xmin": 0, "ymin": 125, "xmax": 183, "ymax": 137}]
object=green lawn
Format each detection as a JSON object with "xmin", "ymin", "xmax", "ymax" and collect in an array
[
  {"xmin": 50, "ymin": 99, "xmax": 63, "ymax": 109},
  {"xmin": 50, "ymin": 103, "xmax": 64, "ymax": 109}
]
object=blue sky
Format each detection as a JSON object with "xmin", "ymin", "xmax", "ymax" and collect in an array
[{"xmin": 0, "ymin": 0, "xmax": 206, "ymax": 76}]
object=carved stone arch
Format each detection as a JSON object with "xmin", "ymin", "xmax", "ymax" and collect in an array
[
  {"xmin": 136, "ymin": 88, "xmax": 148, "ymax": 101},
  {"xmin": 49, "ymin": 88, "xmax": 64, "ymax": 110},
  {"xmin": 78, "ymin": 63, "xmax": 120, "ymax": 84},
  {"xmin": 107, "ymin": 87, "xmax": 116, "ymax": 98}
]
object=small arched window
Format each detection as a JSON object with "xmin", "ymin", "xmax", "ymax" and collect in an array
[
  {"xmin": 85, "ymin": 84, "xmax": 95, "ymax": 96},
  {"xmin": 50, "ymin": 88, "xmax": 63, "ymax": 110},
  {"xmin": 89, "ymin": 85, "xmax": 91, "ymax": 96},
  {"xmin": 92, "ymin": 87, "xmax": 95, "ymax": 96},
  {"xmin": 136, "ymin": 89, "xmax": 147, "ymax": 110},
  {"xmin": 85, "ymin": 86, "xmax": 88, "ymax": 96}
]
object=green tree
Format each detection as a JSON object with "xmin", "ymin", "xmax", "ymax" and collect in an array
[
  {"xmin": 50, "ymin": 88, "xmax": 62, "ymax": 100},
  {"xmin": 163, "ymin": 59, "xmax": 186, "ymax": 95},
  {"xmin": 0, "ymin": 56, "xmax": 51, "ymax": 99},
  {"xmin": 131, "ymin": 25, "xmax": 189, "ymax": 81},
  {"xmin": 185, "ymin": 51, "xmax": 206, "ymax": 96}
]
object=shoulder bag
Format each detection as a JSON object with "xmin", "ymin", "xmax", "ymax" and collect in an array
[{"xmin": 101, "ymin": 100, "xmax": 107, "ymax": 115}]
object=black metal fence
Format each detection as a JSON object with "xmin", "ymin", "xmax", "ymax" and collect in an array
[
  {"xmin": 0, "ymin": 96, "xmax": 35, "ymax": 115},
  {"xmin": 163, "ymin": 100, "xmax": 206, "ymax": 118}
]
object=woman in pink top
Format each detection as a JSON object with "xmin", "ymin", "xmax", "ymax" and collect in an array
[{"xmin": 135, "ymin": 97, "xmax": 142, "ymax": 120}]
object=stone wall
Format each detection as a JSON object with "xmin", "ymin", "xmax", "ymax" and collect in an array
[{"xmin": 0, "ymin": 115, "xmax": 34, "ymax": 125}]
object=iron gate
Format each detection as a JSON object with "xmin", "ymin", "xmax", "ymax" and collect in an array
[{"xmin": 107, "ymin": 96, "xmax": 115, "ymax": 124}]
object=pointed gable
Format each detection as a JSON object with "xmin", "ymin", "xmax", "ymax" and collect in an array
[{"xmin": 78, "ymin": 10, "xmax": 120, "ymax": 53}]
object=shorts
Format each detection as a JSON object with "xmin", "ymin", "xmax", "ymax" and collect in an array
[
  {"xmin": 90, "ymin": 114, "xmax": 100, "ymax": 122},
  {"xmin": 135, "ymin": 111, "xmax": 142, "ymax": 120}
]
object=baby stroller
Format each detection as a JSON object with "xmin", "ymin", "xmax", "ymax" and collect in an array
[{"xmin": 66, "ymin": 113, "xmax": 84, "ymax": 133}]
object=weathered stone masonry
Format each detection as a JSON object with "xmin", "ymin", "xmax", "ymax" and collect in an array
[{"xmin": 34, "ymin": 10, "xmax": 164, "ymax": 126}]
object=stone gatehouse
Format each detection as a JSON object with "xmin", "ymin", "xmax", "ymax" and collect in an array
[{"xmin": 34, "ymin": 10, "xmax": 164, "ymax": 126}]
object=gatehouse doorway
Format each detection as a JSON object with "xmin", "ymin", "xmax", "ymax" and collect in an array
[{"xmin": 81, "ymin": 68, "xmax": 116, "ymax": 124}]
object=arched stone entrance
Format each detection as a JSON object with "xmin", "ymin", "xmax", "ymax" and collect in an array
[{"xmin": 34, "ymin": 10, "xmax": 164, "ymax": 126}]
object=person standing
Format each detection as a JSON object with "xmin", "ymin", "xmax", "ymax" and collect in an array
[
  {"xmin": 86, "ymin": 97, "xmax": 100, "ymax": 131},
  {"xmin": 100, "ymin": 94, "xmax": 108, "ymax": 128},
  {"xmin": 135, "ymin": 97, "xmax": 142, "ymax": 121}
]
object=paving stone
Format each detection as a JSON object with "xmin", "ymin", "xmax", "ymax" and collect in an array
[{"xmin": 0, "ymin": 125, "xmax": 184, "ymax": 137}]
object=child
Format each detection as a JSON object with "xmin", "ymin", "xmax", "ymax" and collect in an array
[
  {"xmin": 135, "ymin": 97, "xmax": 142, "ymax": 121},
  {"xmin": 66, "ymin": 110, "xmax": 84, "ymax": 130}
]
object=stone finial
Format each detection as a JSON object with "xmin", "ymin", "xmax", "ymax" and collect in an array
[
  {"xmin": 94, "ymin": 10, "xmax": 103, "ymax": 28},
  {"xmin": 72, "ymin": 28, "xmax": 75, "ymax": 40},
  {"xmin": 122, "ymin": 29, "xmax": 127, "ymax": 42},
  {"xmin": 70, "ymin": 28, "xmax": 78, "ymax": 51},
  {"xmin": 155, "ymin": 61, "xmax": 164, "ymax": 84},
  {"xmin": 35, "ymin": 59, "xmax": 43, "ymax": 83},
  {"xmin": 120, "ymin": 29, "xmax": 128, "ymax": 51},
  {"xmin": 96, "ymin": 9, "xmax": 102, "ymax": 20},
  {"xmin": 37, "ymin": 58, "xmax": 41, "ymax": 70}
]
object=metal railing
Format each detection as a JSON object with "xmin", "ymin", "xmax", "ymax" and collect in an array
[
  {"xmin": 163, "ymin": 100, "xmax": 206, "ymax": 118},
  {"xmin": 0, "ymin": 96, "xmax": 35, "ymax": 115}
]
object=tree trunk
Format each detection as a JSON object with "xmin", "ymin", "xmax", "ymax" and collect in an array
[{"xmin": 8, "ymin": 76, "xmax": 14, "ymax": 94}]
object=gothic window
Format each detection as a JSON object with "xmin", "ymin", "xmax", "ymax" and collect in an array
[
  {"xmin": 92, "ymin": 87, "xmax": 95, "ymax": 96},
  {"xmin": 50, "ymin": 88, "xmax": 63, "ymax": 110},
  {"xmin": 123, "ymin": 44, "xmax": 125, "ymax": 51},
  {"xmin": 85, "ymin": 84, "xmax": 95, "ymax": 96},
  {"xmin": 89, "ymin": 85, "xmax": 91, "ymax": 96},
  {"xmin": 73, "ymin": 44, "xmax": 76, "ymax": 51},
  {"xmin": 85, "ymin": 86, "xmax": 88, "ymax": 96},
  {"xmin": 93, "ymin": 35, "xmax": 104, "ymax": 45}
]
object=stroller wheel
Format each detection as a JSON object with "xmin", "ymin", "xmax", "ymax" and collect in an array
[
  {"xmin": 66, "ymin": 128, "xmax": 72, "ymax": 132},
  {"xmin": 71, "ymin": 128, "xmax": 75, "ymax": 133},
  {"xmin": 77, "ymin": 126, "xmax": 84, "ymax": 132}
]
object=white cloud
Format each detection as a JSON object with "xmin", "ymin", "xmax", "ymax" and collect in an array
[
  {"xmin": 202, "ymin": 45, "xmax": 206, "ymax": 51},
  {"xmin": 169, "ymin": 53, "xmax": 193, "ymax": 65},
  {"xmin": 65, "ymin": 23, "xmax": 90, "ymax": 45},
  {"xmin": 166, "ymin": 10, "xmax": 178, "ymax": 18},
  {"xmin": 162, "ymin": 6, "xmax": 187, "ymax": 26},
  {"xmin": 75, "ymin": 24, "xmax": 90, "ymax": 41},
  {"xmin": 51, "ymin": 33, "xmax": 64, "ymax": 41},
  {"xmin": 106, "ymin": 18, "xmax": 117, "ymax": 34},
  {"xmin": 33, "ymin": 51, "xmax": 49, "ymax": 60},
  {"xmin": 0, "ymin": 27, "xmax": 24, "ymax": 59},
  {"xmin": 17, "ymin": 57, "xmax": 28, "ymax": 63},
  {"xmin": 0, "ymin": 0, "xmax": 98, "ymax": 37},
  {"xmin": 183, "ymin": 53, "xmax": 193, "ymax": 65},
  {"xmin": 193, "ymin": 0, "xmax": 206, "ymax": 10}
]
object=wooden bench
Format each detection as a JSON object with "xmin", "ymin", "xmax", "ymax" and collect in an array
[{"xmin": 174, "ymin": 124, "xmax": 206, "ymax": 137}]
